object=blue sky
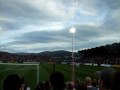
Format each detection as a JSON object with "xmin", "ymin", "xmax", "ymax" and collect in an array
[{"xmin": 0, "ymin": 0, "xmax": 120, "ymax": 53}]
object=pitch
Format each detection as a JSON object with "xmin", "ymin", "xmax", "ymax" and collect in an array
[{"xmin": 0, "ymin": 64, "xmax": 114, "ymax": 90}]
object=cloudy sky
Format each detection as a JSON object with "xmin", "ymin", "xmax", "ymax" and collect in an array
[{"xmin": 0, "ymin": 0, "xmax": 120, "ymax": 53}]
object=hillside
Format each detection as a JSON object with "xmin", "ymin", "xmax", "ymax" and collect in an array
[{"xmin": 0, "ymin": 50, "xmax": 79, "ymax": 57}]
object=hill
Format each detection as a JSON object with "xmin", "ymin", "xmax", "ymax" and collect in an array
[
  {"xmin": 39, "ymin": 50, "xmax": 79, "ymax": 57},
  {"xmin": 0, "ymin": 50, "xmax": 79, "ymax": 57}
]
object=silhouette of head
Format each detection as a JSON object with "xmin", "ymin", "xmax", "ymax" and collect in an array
[
  {"xmin": 3, "ymin": 74, "xmax": 24, "ymax": 90},
  {"xmin": 50, "ymin": 71, "xmax": 65, "ymax": 90},
  {"xmin": 111, "ymin": 71, "xmax": 120, "ymax": 90},
  {"xmin": 98, "ymin": 68, "xmax": 116, "ymax": 90}
]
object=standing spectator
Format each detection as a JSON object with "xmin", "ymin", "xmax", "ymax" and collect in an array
[
  {"xmin": 35, "ymin": 82, "xmax": 44, "ymax": 90},
  {"xmin": 49, "ymin": 71, "xmax": 65, "ymax": 90},
  {"xmin": 84, "ymin": 76, "xmax": 97, "ymax": 90},
  {"xmin": 91, "ymin": 79, "xmax": 97, "ymax": 87},
  {"xmin": 21, "ymin": 83, "xmax": 28, "ymax": 90},
  {"xmin": 111, "ymin": 71, "xmax": 120, "ymax": 90},
  {"xmin": 76, "ymin": 82, "xmax": 87, "ymax": 90},
  {"xmin": 44, "ymin": 80, "xmax": 50, "ymax": 90},
  {"xmin": 66, "ymin": 82, "xmax": 75, "ymax": 90},
  {"xmin": 3, "ymin": 74, "xmax": 24, "ymax": 90},
  {"xmin": 74, "ymin": 79, "xmax": 80, "ymax": 89},
  {"xmin": 98, "ymin": 68, "xmax": 116, "ymax": 90}
]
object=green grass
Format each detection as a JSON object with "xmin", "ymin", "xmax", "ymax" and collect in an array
[
  {"xmin": 0, "ymin": 64, "xmax": 37, "ymax": 90},
  {"xmin": 0, "ymin": 63, "xmax": 119, "ymax": 90}
]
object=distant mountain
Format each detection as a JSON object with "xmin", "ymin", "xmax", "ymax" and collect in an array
[
  {"xmin": 0, "ymin": 51, "xmax": 11, "ymax": 55},
  {"xmin": 0, "ymin": 50, "xmax": 79, "ymax": 57},
  {"xmin": 38, "ymin": 50, "xmax": 79, "ymax": 57},
  {"xmin": 13, "ymin": 52, "xmax": 33, "ymax": 55}
]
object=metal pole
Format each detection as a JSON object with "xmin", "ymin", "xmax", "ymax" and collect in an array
[{"xmin": 72, "ymin": 33, "xmax": 75, "ymax": 82}]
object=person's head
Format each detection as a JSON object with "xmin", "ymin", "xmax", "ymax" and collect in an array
[
  {"xmin": 84, "ymin": 76, "xmax": 92, "ymax": 86},
  {"xmin": 3, "ymin": 74, "xmax": 24, "ymax": 90},
  {"xmin": 111, "ymin": 71, "xmax": 120, "ymax": 90},
  {"xmin": 76, "ymin": 83, "xmax": 87, "ymax": 90},
  {"xmin": 21, "ymin": 83, "xmax": 28, "ymax": 90},
  {"xmin": 91, "ymin": 79, "xmax": 97, "ymax": 87},
  {"xmin": 39, "ymin": 82, "xmax": 45, "ymax": 90},
  {"xmin": 98, "ymin": 68, "xmax": 116, "ymax": 90},
  {"xmin": 74, "ymin": 79, "xmax": 80, "ymax": 89},
  {"xmin": 66, "ymin": 82, "xmax": 74, "ymax": 90},
  {"xmin": 44, "ymin": 80, "xmax": 50, "ymax": 90},
  {"xmin": 49, "ymin": 71, "xmax": 65, "ymax": 90}
]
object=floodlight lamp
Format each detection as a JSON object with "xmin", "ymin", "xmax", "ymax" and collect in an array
[{"xmin": 70, "ymin": 27, "xmax": 76, "ymax": 33}]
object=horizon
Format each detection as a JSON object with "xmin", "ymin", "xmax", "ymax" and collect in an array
[
  {"xmin": 0, "ymin": 0, "xmax": 120, "ymax": 53},
  {"xmin": 0, "ymin": 50, "xmax": 78, "ymax": 54}
]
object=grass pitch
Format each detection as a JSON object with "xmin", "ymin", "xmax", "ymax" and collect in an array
[{"xmin": 0, "ymin": 63, "xmax": 113, "ymax": 90}]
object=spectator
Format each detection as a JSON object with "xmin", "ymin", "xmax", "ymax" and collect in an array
[
  {"xmin": 111, "ymin": 71, "xmax": 120, "ymax": 90},
  {"xmin": 97, "ymin": 68, "xmax": 116, "ymax": 90},
  {"xmin": 76, "ymin": 82, "xmax": 87, "ymax": 90},
  {"xmin": 91, "ymin": 79, "xmax": 97, "ymax": 87},
  {"xmin": 35, "ymin": 82, "xmax": 45, "ymax": 90},
  {"xmin": 49, "ymin": 71, "xmax": 65, "ymax": 90},
  {"xmin": 21, "ymin": 83, "xmax": 28, "ymax": 90},
  {"xmin": 84, "ymin": 76, "xmax": 97, "ymax": 90},
  {"xmin": 66, "ymin": 82, "xmax": 75, "ymax": 90},
  {"xmin": 3, "ymin": 74, "xmax": 24, "ymax": 90},
  {"xmin": 74, "ymin": 79, "xmax": 80, "ymax": 89},
  {"xmin": 44, "ymin": 80, "xmax": 50, "ymax": 90}
]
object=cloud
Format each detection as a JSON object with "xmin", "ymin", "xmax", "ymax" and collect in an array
[
  {"xmin": 0, "ymin": 0, "xmax": 67, "ymax": 30},
  {"xmin": 11, "ymin": 30, "xmax": 71, "ymax": 44},
  {"xmin": 102, "ymin": 0, "xmax": 120, "ymax": 9},
  {"xmin": 0, "ymin": 0, "xmax": 104, "ymax": 30},
  {"xmin": 0, "ymin": 0, "xmax": 120, "ymax": 53},
  {"xmin": 0, "ymin": 24, "xmax": 105, "ymax": 52},
  {"xmin": 101, "ymin": 0, "xmax": 120, "ymax": 31}
]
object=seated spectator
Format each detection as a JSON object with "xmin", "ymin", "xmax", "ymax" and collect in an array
[
  {"xmin": 3, "ymin": 74, "xmax": 24, "ymax": 90},
  {"xmin": 97, "ymin": 68, "xmax": 116, "ymax": 90},
  {"xmin": 49, "ymin": 71, "xmax": 65, "ymax": 90},
  {"xmin": 111, "ymin": 71, "xmax": 120, "ymax": 90}
]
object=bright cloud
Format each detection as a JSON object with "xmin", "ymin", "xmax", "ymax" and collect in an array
[{"xmin": 0, "ymin": 0, "xmax": 120, "ymax": 53}]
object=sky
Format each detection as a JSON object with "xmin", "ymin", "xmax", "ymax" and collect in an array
[{"xmin": 0, "ymin": 0, "xmax": 120, "ymax": 53}]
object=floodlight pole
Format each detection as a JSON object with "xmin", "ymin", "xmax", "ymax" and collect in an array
[
  {"xmin": 72, "ymin": 32, "xmax": 75, "ymax": 82},
  {"xmin": 70, "ymin": 27, "xmax": 76, "ymax": 82}
]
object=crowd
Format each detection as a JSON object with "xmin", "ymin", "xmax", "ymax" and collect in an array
[
  {"xmin": 80, "ymin": 56, "xmax": 120, "ymax": 65},
  {"xmin": 1, "ymin": 53, "xmax": 120, "ymax": 65},
  {"xmin": 2, "ymin": 68, "xmax": 120, "ymax": 90},
  {"xmin": 0, "ymin": 54, "xmax": 53, "ymax": 63}
]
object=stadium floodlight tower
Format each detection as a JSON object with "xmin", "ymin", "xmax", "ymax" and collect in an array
[{"xmin": 69, "ymin": 27, "xmax": 76, "ymax": 82}]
